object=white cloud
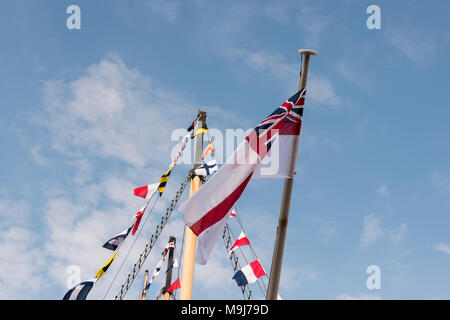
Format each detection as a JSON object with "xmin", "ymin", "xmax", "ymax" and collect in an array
[
  {"xmin": 376, "ymin": 185, "xmax": 390, "ymax": 197},
  {"xmin": 359, "ymin": 215, "xmax": 408, "ymax": 248},
  {"xmin": 360, "ymin": 215, "xmax": 384, "ymax": 247},
  {"xmin": 386, "ymin": 25, "xmax": 438, "ymax": 63},
  {"xmin": 435, "ymin": 243, "xmax": 450, "ymax": 255},
  {"xmin": 41, "ymin": 54, "xmax": 196, "ymax": 169},
  {"xmin": 0, "ymin": 227, "xmax": 48, "ymax": 299}
]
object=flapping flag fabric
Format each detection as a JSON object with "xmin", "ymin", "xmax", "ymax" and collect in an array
[
  {"xmin": 95, "ymin": 250, "xmax": 118, "ymax": 281},
  {"xmin": 232, "ymin": 260, "xmax": 266, "ymax": 287},
  {"xmin": 145, "ymin": 241, "xmax": 175, "ymax": 291},
  {"xmin": 63, "ymin": 277, "xmax": 97, "ymax": 300},
  {"xmin": 158, "ymin": 168, "xmax": 173, "ymax": 196},
  {"xmin": 103, "ymin": 227, "xmax": 132, "ymax": 251},
  {"xmin": 131, "ymin": 204, "xmax": 148, "ymax": 236},
  {"xmin": 134, "ymin": 183, "xmax": 159, "ymax": 199},
  {"xmin": 167, "ymin": 278, "xmax": 181, "ymax": 292},
  {"xmin": 228, "ymin": 231, "xmax": 250, "ymax": 256},
  {"xmin": 254, "ymin": 89, "xmax": 306, "ymax": 178},
  {"xmin": 178, "ymin": 90, "xmax": 305, "ymax": 264},
  {"xmin": 201, "ymin": 140, "xmax": 214, "ymax": 160},
  {"xmin": 165, "ymin": 258, "xmax": 179, "ymax": 273},
  {"xmin": 158, "ymin": 133, "xmax": 190, "ymax": 196},
  {"xmin": 194, "ymin": 159, "xmax": 218, "ymax": 177}
]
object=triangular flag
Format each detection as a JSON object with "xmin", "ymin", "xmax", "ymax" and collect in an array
[
  {"xmin": 131, "ymin": 204, "xmax": 147, "ymax": 236},
  {"xmin": 95, "ymin": 250, "xmax": 118, "ymax": 281},
  {"xmin": 103, "ymin": 227, "xmax": 132, "ymax": 251},
  {"xmin": 228, "ymin": 231, "xmax": 250, "ymax": 256},
  {"xmin": 167, "ymin": 278, "xmax": 181, "ymax": 292},
  {"xmin": 134, "ymin": 183, "xmax": 159, "ymax": 199},
  {"xmin": 201, "ymin": 140, "xmax": 214, "ymax": 160}
]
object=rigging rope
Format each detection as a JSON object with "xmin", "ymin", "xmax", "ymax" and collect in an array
[
  {"xmin": 102, "ymin": 193, "xmax": 160, "ymax": 300},
  {"xmin": 113, "ymin": 169, "xmax": 194, "ymax": 300}
]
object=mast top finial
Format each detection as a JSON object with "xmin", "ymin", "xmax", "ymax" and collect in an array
[{"xmin": 298, "ymin": 49, "xmax": 318, "ymax": 56}]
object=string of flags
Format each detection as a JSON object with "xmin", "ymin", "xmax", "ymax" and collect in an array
[
  {"xmin": 63, "ymin": 117, "xmax": 196, "ymax": 300},
  {"xmin": 142, "ymin": 241, "xmax": 175, "ymax": 296},
  {"xmin": 178, "ymin": 89, "xmax": 307, "ymax": 265},
  {"xmin": 194, "ymin": 135, "xmax": 269, "ymax": 296},
  {"xmin": 188, "ymin": 115, "xmax": 208, "ymax": 139}
]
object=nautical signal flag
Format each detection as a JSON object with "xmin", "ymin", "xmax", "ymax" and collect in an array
[
  {"xmin": 230, "ymin": 208, "xmax": 237, "ymax": 218},
  {"xmin": 134, "ymin": 183, "xmax": 159, "ymax": 199},
  {"xmin": 194, "ymin": 159, "xmax": 218, "ymax": 177},
  {"xmin": 178, "ymin": 90, "xmax": 305, "ymax": 264},
  {"xmin": 167, "ymin": 278, "xmax": 181, "ymax": 292},
  {"xmin": 228, "ymin": 231, "xmax": 250, "ymax": 256},
  {"xmin": 158, "ymin": 167, "xmax": 173, "ymax": 196},
  {"xmin": 191, "ymin": 125, "xmax": 208, "ymax": 139},
  {"xmin": 63, "ymin": 277, "xmax": 97, "ymax": 300},
  {"xmin": 202, "ymin": 140, "xmax": 214, "ymax": 160},
  {"xmin": 103, "ymin": 227, "xmax": 132, "ymax": 251},
  {"xmin": 131, "ymin": 204, "xmax": 148, "ymax": 235},
  {"xmin": 95, "ymin": 250, "xmax": 118, "ymax": 281},
  {"xmin": 232, "ymin": 260, "xmax": 266, "ymax": 287}
]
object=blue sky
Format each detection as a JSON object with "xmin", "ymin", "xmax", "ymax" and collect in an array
[{"xmin": 1, "ymin": 0, "xmax": 450, "ymax": 300}]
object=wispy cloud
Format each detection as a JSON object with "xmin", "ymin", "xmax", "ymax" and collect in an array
[
  {"xmin": 386, "ymin": 24, "xmax": 438, "ymax": 63},
  {"xmin": 430, "ymin": 170, "xmax": 450, "ymax": 194},
  {"xmin": 359, "ymin": 215, "xmax": 407, "ymax": 248},
  {"xmin": 435, "ymin": 243, "xmax": 450, "ymax": 255},
  {"xmin": 360, "ymin": 215, "xmax": 385, "ymax": 247},
  {"xmin": 376, "ymin": 185, "xmax": 390, "ymax": 197}
]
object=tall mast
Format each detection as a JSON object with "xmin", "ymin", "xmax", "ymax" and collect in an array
[
  {"xmin": 162, "ymin": 236, "xmax": 176, "ymax": 300},
  {"xmin": 180, "ymin": 110, "xmax": 207, "ymax": 300},
  {"xmin": 140, "ymin": 270, "xmax": 149, "ymax": 300},
  {"xmin": 266, "ymin": 49, "xmax": 317, "ymax": 300}
]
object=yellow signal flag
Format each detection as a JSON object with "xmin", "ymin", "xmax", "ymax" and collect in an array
[
  {"xmin": 95, "ymin": 250, "xmax": 118, "ymax": 281},
  {"xmin": 158, "ymin": 167, "xmax": 173, "ymax": 196},
  {"xmin": 191, "ymin": 128, "xmax": 208, "ymax": 139}
]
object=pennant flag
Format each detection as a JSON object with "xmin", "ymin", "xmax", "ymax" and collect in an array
[
  {"xmin": 232, "ymin": 260, "xmax": 266, "ymax": 287},
  {"xmin": 145, "ymin": 241, "xmax": 176, "ymax": 291},
  {"xmin": 63, "ymin": 277, "xmax": 97, "ymax": 300},
  {"xmin": 134, "ymin": 183, "xmax": 159, "ymax": 199},
  {"xmin": 228, "ymin": 231, "xmax": 250, "ymax": 256},
  {"xmin": 187, "ymin": 118, "xmax": 197, "ymax": 132},
  {"xmin": 192, "ymin": 127, "xmax": 208, "ymax": 139},
  {"xmin": 167, "ymin": 278, "xmax": 181, "ymax": 292},
  {"xmin": 158, "ymin": 133, "xmax": 191, "ymax": 196},
  {"xmin": 95, "ymin": 250, "xmax": 118, "ymax": 281},
  {"xmin": 178, "ymin": 90, "xmax": 304, "ymax": 264},
  {"xmin": 230, "ymin": 208, "xmax": 237, "ymax": 218},
  {"xmin": 103, "ymin": 227, "xmax": 132, "ymax": 251},
  {"xmin": 194, "ymin": 159, "xmax": 218, "ymax": 177},
  {"xmin": 253, "ymin": 89, "xmax": 306, "ymax": 178},
  {"xmin": 131, "ymin": 204, "xmax": 148, "ymax": 235},
  {"xmin": 165, "ymin": 258, "xmax": 179, "ymax": 273},
  {"xmin": 158, "ymin": 167, "xmax": 173, "ymax": 196},
  {"xmin": 162, "ymin": 241, "xmax": 175, "ymax": 260},
  {"xmin": 201, "ymin": 140, "xmax": 214, "ymax": 160}
]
